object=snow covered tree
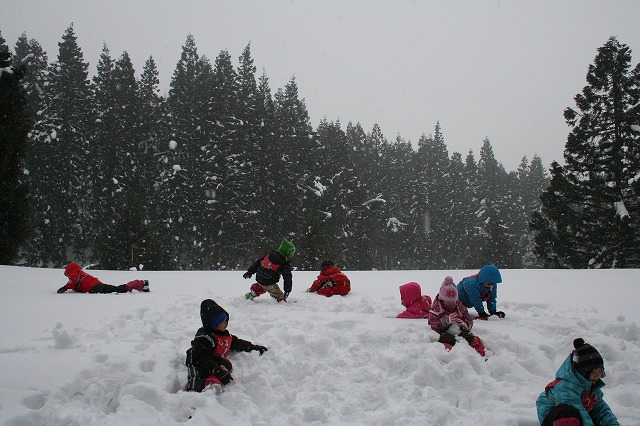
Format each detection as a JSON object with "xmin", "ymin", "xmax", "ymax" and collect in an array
[
  {"xmin": 12, "ymin": 33, "xmax": 49, "ymax": 123},
  {"xmin": 531, "ymin": 37, "xmax": 640, "ymax": 268},
  {"xmin": 0, "ymin": 32, "xmax": 31, "ymax": 264},
  {"xmin": 27, "ymin": 24, "xmax": 94, "ymax": 266}
]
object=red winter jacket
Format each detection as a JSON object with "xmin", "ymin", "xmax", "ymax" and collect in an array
[
  {"xmin": 63, "ymin": 262, "xmax": 102, "ymax": 293},
  {"xmin": 309, "ymin": 266, "xmax": 351, "ymax": 297},
  {"xmin": 396, "ymin": 282, "xmax": 432, "ymax": 318}
]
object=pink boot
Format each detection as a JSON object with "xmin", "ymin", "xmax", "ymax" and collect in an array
[
  {"xmin": 204, "ymin": 374, "xmax": 224, "ymax": 394},
  {"xmin": 469, "ymin": 336, "xmax": 486, "ymax": 357},
  {"xmin": 125, "ymin": 280, "xmax": 145, "ymax": 292},
  {"xmin": 552, "ymin": 419, "xmax": 581, "ymax": 426},
  {"xmin": 442, "ymin": 343, "xmax": 453, "ymax": 351}
]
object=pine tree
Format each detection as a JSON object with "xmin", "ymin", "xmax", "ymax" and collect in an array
[
  {"xmin": 12, "ymin": 33, "xmax": 49, "ymax": 123},
  {"xmin": 27, "ymin": 24, "xmax": 94, "ymax": 266},
  {"xmin": 531, "ymin": 37, "xmax": 640, "ymax": 268},
  {"xmin": 0, "ymin": 32, "xmax": 31, "ymax": 264}
]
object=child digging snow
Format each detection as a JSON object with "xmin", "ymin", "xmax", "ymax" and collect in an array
[
  {"xmin": 396, "ymin": 282, "xmax": 432, "ymax": 318},
  {"xmin": 185, "ymin": 299, "xmax": 268, "ymax": 393},
  {"xmin": 307, "ymin": 259, "xmax": 351, "ymax": 297},
  {"xmin": 457, "ymin": 264, "xmax": 505, "ymax": 320},
  {"xmin": 428, "ymin": 276, "xmax": 485, "ymax": 357},
  {"xmin": 243, "ymin": 238, "xmax": 295, "ymax": 302},
  {"xmin": 56, "ymin": 262, "xmax": 149, "ymax": 294},
  {"xmin": 536, "ymin": 338, "xmax": 619, "ymax": 426}
]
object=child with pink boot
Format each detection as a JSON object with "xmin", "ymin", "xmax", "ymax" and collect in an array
[
  {"xmin": 56, "ymin": 262, "xmax": 149, "ymax": 294},
  {"xmin": 428, "ymin": 276, "xmax": 485, "ymax": 356}
]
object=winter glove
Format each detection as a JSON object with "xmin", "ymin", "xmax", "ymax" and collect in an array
[
  {"xmin": 243, "ymin": 272, "xmax": 252, "ymax": 279},
  {"xmin": 477, "ymin": 311, "xmax": 490, "ymax": 320},
  {"xmin": 57, "ymin": 286, "xmax": 67, "ymax": 294},
  {"xmin": 491, "ymin": 311, "xmax": 506, "ymax": 319},
  {"xmin": 252, "ymin": 345, "xmax": 268, "ymax": 355},
  {"xmin": 283, "ymin": 291, "xmax": 290, "ymax": 301},
  {"xmin": 447, "ymin": 313, "xmax": 464, "ymax": 325},
  {"xmin": 213, "ymin": 366, "xmax": 233, "ymax": 385}
]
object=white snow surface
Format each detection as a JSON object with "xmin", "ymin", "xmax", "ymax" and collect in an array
[{"xmin": 1, "ymin": 266, "xmax": 639, "ymax": 425}]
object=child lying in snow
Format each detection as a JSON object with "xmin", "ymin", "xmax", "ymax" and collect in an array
[
  {"xmin": 57, "ymin": 262, "xmax": 149, "ymax": 294},
  {"xmin": 185, "ymin": 299, "xmax": 268, "ymax": 393}
]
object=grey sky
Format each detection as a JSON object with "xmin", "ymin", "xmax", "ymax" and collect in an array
[{"xmin": 2, "ymin": 0, "xmax": 639, "ymax": 171}]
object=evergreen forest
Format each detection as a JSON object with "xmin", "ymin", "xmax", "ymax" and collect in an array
[{"xmin": 1, "ymin": 26, "xmax": 638, "ymax": 270}]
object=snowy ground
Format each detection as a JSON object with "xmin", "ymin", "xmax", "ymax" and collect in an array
[{"xmin": 1, "ymin": 266, "xmax": 639, "ymax": 425}]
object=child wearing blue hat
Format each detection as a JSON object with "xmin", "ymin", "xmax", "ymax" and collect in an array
[{"xmin": 185, "ymin": 299, "xmax": 268, "ymax": 393}]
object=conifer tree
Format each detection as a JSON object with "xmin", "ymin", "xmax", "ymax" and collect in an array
[
  {"xmin": 12, "ymin": 33, "xmax": 49, "ymax": 123},
  {"xmin": 531, "ymin": 37, "xmax": 640, "ymax": 268},
  {"xmin": 28, "ymin": 24, "xmax": 94, "ymax": 266},
  {"xmin": 0, "ymin": 32, "xmax": 31, "ymax": 264}
]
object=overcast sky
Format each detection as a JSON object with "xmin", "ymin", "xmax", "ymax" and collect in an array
[{"xmin": 2, "ymin": 0, "xmax": 639, "ymax": 171}]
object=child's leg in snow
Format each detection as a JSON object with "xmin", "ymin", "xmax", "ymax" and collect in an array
[
  {"xmin": 249, "ymin": 283, "xmax": 267, "ymax": 298},
  {"xmin": 542, "ymin": 404, "xmax": 581, "ymax": 426},
  {"xmin": 261, "ymin": 283, "xmax": 285, "ymax": 301},
  {"xmin": 438, "ymin": 331, "xmax": 457, "ymax": 347},
  {"xmin": 89, "ymin": 283, "xmax": 127, "ymax": 293}
]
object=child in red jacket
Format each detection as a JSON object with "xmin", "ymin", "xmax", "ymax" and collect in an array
[
  {"xmin": 56, "ymin": 262, "xmax": 149, "ymax": 294},
  {"xmin": 307, "ymin": 259, "xmax": 351, "ymax": 297},
  {"xmin": 396, "ymin": 282, "xmax": 432, "ymax": 318},
  {"xmin": 186, "ymin": 299, "xmax": 268, "ymax": 393},
  {"xmin": 428, "ymin": 276, "xmax": 485, "ymax": 356}
]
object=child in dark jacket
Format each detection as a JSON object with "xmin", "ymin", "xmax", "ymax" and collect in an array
[
  {"xmin": 396, "ymin": 282, "xmax": 432, "ymax": 318},
  {"xmin": 243, "ymin": 238, "xmax": 295, "ymax": 302},
  {"xmin": 536, "ymin": 338, "xmax": 619, "ymax": 426},
  {"xmin": 56, "ymin": 262, "xmax": 149, "ymax": 294},
  {"xmin": 307, "ymin": 259, "xmax": 351, "ymax": 297},
  {"xmin": 185, "ymin": 299, "xmax": 268, "ymax": 393},
  {"xmin": 428, "ymin": 276, "xmax": 485, "ymax": 356}
]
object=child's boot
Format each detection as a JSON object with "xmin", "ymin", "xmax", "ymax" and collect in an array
[
  {"xmin": 125, "ymin": 280, "xmax": 145, "ymax": 292},
  {"xmin": 204, "ymin": 375, "xmax": 224, "ymax": 395},
  {"xmin": 469, "ymin": 336, "xmax": 486, "ymax": 357}
]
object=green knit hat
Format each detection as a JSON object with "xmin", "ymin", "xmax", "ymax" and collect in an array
[{"xmin": 277, "ymin": 238, "xmax": 296, "ymax": 259}]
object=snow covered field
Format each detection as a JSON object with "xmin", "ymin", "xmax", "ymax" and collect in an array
[{"xmin": 1, "ymin": 266, "xmax": 639, "ymax": 425}]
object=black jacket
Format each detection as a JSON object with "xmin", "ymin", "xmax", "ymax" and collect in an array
[{"xmin": 247, "ymin": 250, "xmax": 293, "ymax": 292}]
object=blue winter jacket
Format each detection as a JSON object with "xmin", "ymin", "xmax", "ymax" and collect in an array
[
  {"xmin": 536, "ymin": 355, "xmax": 619, "ymax": 426},
  {"xmin": 457, "ymin": 265, "xmax": 502, "ymax": 315}
]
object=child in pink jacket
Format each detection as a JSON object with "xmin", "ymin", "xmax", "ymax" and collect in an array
[
  {"xmin": 396, "ymin": 282, "xmax": 432, "ymax": 318},
  {"xmin": 428, "ymin": 276, "xmax": 485, "ymax": 356}
]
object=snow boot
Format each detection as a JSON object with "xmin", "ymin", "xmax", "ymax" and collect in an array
[
  {"xmin": 125, "ymin": 280, "xmax": 145, "ymax": 292},
  {"xmin": 143, "ymin": 280, "xmax": 150, "ymax": 292},
  {"xmin": 443, "ymin": 343, "xmax": 453, "ymax": 351},
  {"xmin": 552, "ymin": 419, "xmax": 581, "ymax": 426},
  {"xmin": 469, "ymin": 336, "xmax": 486, "ymax": 357},
  {"xmin": 245, "ymin": 292, "xmax": 255, "ymax": 300},
  {"xmin": 204, "ymin": 375, "xmax": 224, "ymax": 395}
]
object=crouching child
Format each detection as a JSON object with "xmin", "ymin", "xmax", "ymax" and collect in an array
[
  {"xmin": 428, "ymin": 276, "xmax": 485, "ymax": 357},
  {"xmin": 536, "ymin": 338, "xmax": 619, "ymax": 426},
  {"xmin": 186, "ymin": 299, "xmax": 268, "ymax": 393}
]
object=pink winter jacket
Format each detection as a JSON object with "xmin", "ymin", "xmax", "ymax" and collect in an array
[
  {"xmin": 396, "ymin": 282, "xmax": 432, "ymax": 319},
  {"xmin": 427, "ymin": 295, "xmax": 474, "ymax": 333}
]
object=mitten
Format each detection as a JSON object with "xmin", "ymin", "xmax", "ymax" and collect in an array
[
  {"xmin": 477, "ymin": 311, "xmax": 490, "ymax": 319},
  {"xmin": 57, "ymin": 286, "xmax": 67, "ymax": 294},
  {"xmin": 252, "ymin": 345, "xmax": 268, "ymax": 355},
  {"xmin": 213, "ymin": 366, "xmax": 233, "ymax": 385},
  {"xmin": 447, "ymin": 313, "xmax": 463, "ymax": 324},
  {"xmin": 283, "ymin": 291, "xmax": 290, "ymax": 300},
  {"xmin": 243, "ymin": 272, "xmax": 252, "ymax": 279},
  {"xmin": 491, "ymin": 311, "xmax": 506, "ymax": 318}
]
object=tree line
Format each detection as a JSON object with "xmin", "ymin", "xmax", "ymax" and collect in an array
[{"xmin": 1, "ymin": 26, "xmax": 638, "ymax": 270}]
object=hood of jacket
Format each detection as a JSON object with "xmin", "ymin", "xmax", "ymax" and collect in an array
[
  {"xmin": 478, "ymin": 264, "xmax": 502, "ymax": 284},
  {"xmin": 200, "ymin": 299, "xmax": 229, "ymax": 329},
  {"xmin": 64, "ymin": 262, "xmax": 82, "ymax": 278},
  {"xmin": 399, "ymin": 282, "xmax": 422, "ymax": 307}
]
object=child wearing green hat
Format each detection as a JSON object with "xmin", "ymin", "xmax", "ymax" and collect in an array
[{"xmin": 243, "ymin": 238, "xmax": 295, "ymax": 302}]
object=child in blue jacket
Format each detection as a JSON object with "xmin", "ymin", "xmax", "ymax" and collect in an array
[
  {"xmin": 457, "ymin": 264, "xmax": 505, "ymax": 319},
  {"xmin": 536, "ymin": 338, "xmax": 619, "ymax": 426}
]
